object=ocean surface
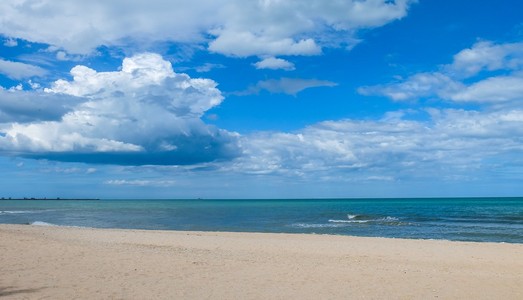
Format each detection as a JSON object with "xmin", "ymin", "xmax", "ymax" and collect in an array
[{"xmin": 1, "ymin": 198, "xmax": 522, "ymax": 243}]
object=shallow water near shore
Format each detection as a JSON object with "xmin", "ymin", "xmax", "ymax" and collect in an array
[{"xmin": 1, "ymin": 197, "xmax": 522, "ymax": 243}]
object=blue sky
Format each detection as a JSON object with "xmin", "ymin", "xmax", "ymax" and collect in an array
[{"xmin": 1, "ymin": 0, "xmax": 523, "ymax": 199}]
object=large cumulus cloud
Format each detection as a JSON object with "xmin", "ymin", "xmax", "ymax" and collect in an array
[{"xmin": 0, "ymin": 53, "xmax": 240, "ymax": 165}]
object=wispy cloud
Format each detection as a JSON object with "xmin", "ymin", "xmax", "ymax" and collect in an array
[
  {"xmin": 0, "ymin": 59, "xmax": 47, "ymax": 79},
  {"xmin": 234, "ymin": 78, "xmax": 337, "ymax": 96},
  {"xmin": 194, "ymin": 63, "xmax": 225, "ymax": 73},
  {"xmin": 105, "ymin": 179, "xmax": 177, "ymax": 187},
  {"xmin": 359, "ymin": 40, "xmax": 523, "ymax": 106},
  {"xmin": 254, "ymin": 57, "xmax": 295, "ymax": 71}
]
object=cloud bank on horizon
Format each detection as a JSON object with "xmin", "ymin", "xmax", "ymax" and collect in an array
[{"xmin": 1, "ymin": 0, "xmax": 523, "ymax": 198}]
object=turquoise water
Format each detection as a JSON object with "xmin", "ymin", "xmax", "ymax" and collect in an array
[{"xmin": 1, "ymin": 198, "xmax": 522, "ymax": 243}]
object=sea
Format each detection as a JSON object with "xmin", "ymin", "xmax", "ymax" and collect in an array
[{"xmin": 1, "ymin": 198, "xmax": 522, "ymax": 243}]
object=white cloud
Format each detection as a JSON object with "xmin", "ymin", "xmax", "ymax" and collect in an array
[
  {"xmin": 3, "ymin": 37, "xmax": 17, "ymax": 47},
  {"xmin": 449, "ymin": 41, "xmax": 523, "ymax": 77},
  {"xmin": 360, "ymin": 40, "xmax": 523, "ymax": 105},
  {"xmin": 0, "ymin": 88, "xmax": 83, "ymax": 123},
  {"xmin": 28, "ymin": 80, "xmax": 41, "ymax": 90},
  {"xmin": 236, "ymin": 78, "xmax": 337, "ymax": 96},
  {"xmin": 450, "ymin": 74, "xmax": 523, "ymax": 103},
  {"xmin": 9, "ymin": 84, "xmax": 23, "ymax": 91},
  {"xmin": 209, "ymin": 33, "xmax": 321, "ymax": 57},
  {"xmin": 232, "ymin": 108, "xmax": 523, "ymax": 181},
  {"xmin": 46, "ymin": 53, "xmax": 222, "ymax": 116},
  {"xmin": 0, "ymin": 0, "xmax": 415, "ymax": 58},
  {"xmin": 0, "ymin": 53, "xmax": 240, "ymax": 165},
  {"xmin": 358, "ymin": 72, "xmax": 463, "ymax": 101},
  {"xmin": 254, "ymin": 57, "xmax": 295, "ymax": 71},
  {"xmin": 41, "ymin": 167, "xmax": 93, "ymax": 174},
  {"xmin": 194, "ymin": 63, "xmax": 225, "ymax": 73},
  {"xmin": 209, "ymin": 0, "xmax": 414, "ymax": 57},
  {"xmin": 56, "ymin": 51, "xmax": 68, "ymax": 61},
  {"xmin": 105, "ymin": 179, "xmax": 177, "ymax": 187},
  {"xmin": 54, "ymin": 50, "xmax": 82, "ymax": 62},
  {"xmin": 0, "ymin": 1, "xmax": 218, "ymax": 54},
  {"xmin": 0, "ymin": 59, "xmax": 47, "ymax": 79}
]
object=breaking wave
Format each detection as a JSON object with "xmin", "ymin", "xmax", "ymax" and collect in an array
[
  {"xmin": 328, "ymin": 214, "xmax": 400, "ymax": 224},
  {"xmin": 30, "ymin": 221, "xmax": 58, "ymax": 226},
  {"xmin": 290, "ymin": 214, "xmax": 403, "ymax": 229},
  {"xmin": 290, "ymin": 223, "xmax": 349, "ymax": 228}
]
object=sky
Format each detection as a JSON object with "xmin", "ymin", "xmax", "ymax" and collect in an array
[{"xmin": 1, "ymin": 0, "xmax": 523, "ymax": 199}]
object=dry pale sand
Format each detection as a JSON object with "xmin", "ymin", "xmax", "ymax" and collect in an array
[{"xmin": 0, "ymin": 224, "xmax": 522, "ymax": 300}]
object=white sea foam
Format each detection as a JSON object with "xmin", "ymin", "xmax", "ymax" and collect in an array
[
  {"xmin": 329, "ymin": 216, "xmax": 399, "ymax": 224},
  {"xmin": 291, "ymin": 223, "xmax": 347, "ymax": 228},
  {"xmin": 0, "ymin": 210, "xmax": 36, "ymax": 214},
  {"xmin": 328, "ymin": 219, "xmax": 369, "ymax": 224},
  {"xmin": 30, "ymin": 221, "xmax": 58, "ymax": 227},
  {"xmin": 379, "ymin": 216, "xmax": 399, "ymax": 222},
  {"xmin": 29, "ymin": 221, "xmax": 92, "ymax": 229},
  {"xmin": 293, "ymin": 215, "xmax": 401, "ymax": 229}
]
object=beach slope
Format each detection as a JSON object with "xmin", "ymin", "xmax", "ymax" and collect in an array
[{"xmin": 1, "ymin": 224, "xmax": 522, "ymax": 299}]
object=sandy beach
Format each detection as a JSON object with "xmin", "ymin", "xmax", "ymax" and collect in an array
[{"xmin": 0, "ymin": 224, "xmax": 522, "ymax": 299}]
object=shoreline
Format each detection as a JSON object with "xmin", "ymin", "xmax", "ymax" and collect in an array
[
  {"xmin": 6, "ymin": 222, "xmax": 523, "ymax": 245},
  {"xmin": 2, "ymin": 198, "xmax": 522, "ymax": 243},
  {"xmin": 1, "ymin": 224, "xmax": 523, "ymax": 299}
]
